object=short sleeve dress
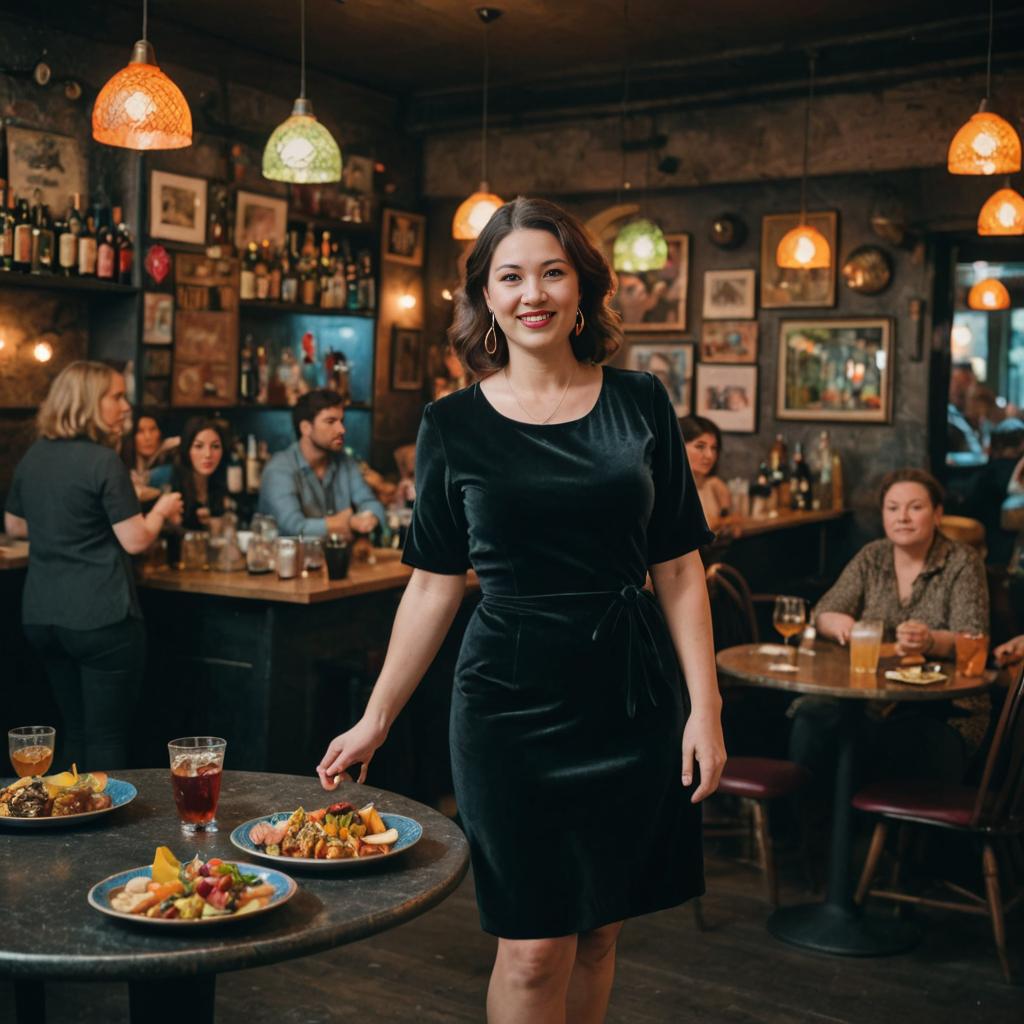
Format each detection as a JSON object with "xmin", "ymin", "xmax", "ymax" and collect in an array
[{"xmin": 402, "ymin": 366, "xmax": 714, "ymax": 939}]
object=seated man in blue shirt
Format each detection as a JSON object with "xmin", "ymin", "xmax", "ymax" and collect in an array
[{"xmin": 258, "ymin": 389, "xmax": 385, "ymax": 538}]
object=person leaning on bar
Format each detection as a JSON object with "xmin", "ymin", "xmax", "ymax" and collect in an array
[
  {"xmin": 3, "ymin": 361, "xmax": 183, "ymax": 768},
  {"xmin": 257, "ymin": 389, "xmax": 385, "ymax": 539}
]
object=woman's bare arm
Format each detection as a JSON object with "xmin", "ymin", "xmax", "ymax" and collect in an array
[
  {"xmin": 112, "ymin": 492, "xmax": 183, "ymax": 554},
  {"xmin": 4, "ymin": 512, "xmax": 28, "ymax": 538}
]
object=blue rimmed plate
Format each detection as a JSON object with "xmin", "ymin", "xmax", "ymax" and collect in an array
[
  {"xmin": 88, "ymin": 861, "xmax": 296, "ymax": 926},
  {"xmin": 0, "ymin": 777, "xmax": 137, "ymax": 828},
  {"xmin": 230, "ymin": 812, "xmax": 422, "ymax": 871}
]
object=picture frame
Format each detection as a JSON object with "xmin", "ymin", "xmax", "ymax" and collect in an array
[
  {"xmin": 342, "ymin": 154, "xmax": 375, "ymax": 195},
  {"xmin": 382, "ymin": 209, "xmax": 425, "ymax": 266},
  {"xmin": 142, "ymin": 292, "xmax": 174, "ymax": 345},
  {"xmin": 625, "ymin": 342, "xmax": 694, "ymax": 417},
  {"xmin": 149, "ymin": 171, "xmax": 208, "ymax": 245},
  {"xmin": 391, "ymin": 327, "xmax": 425, "ymax": 390},
  {"xmin": 234, "ymin": 189, "xmax": 287, "ymax": 250},
  {"xmin": 760, "ymin": 211, "xmax": 838, "ymax": 309},
  {"xmin": 777, "ymin": 318, "xmax": 893, "ymax": 424},
  {"xmin": 695, "ymin": 364, "xmax": 759, "ymax": 434},
  {"xmin": 700, "ymin": 320, "xmax": 759, "ymax": 364},
  {"xmin": 614, "ymin": 233, "xmax": 689, "ymax": 332},
  {"xmin": 702, "ymin": 269, "xmax": 756, "ymax": 320},
  {"xmin": 7, "ymin": 127, "xmax": 87, "ymax": 213},
  {"xmin": 143, "ymin": 347, "xmax": 172, "ymax": 377}
]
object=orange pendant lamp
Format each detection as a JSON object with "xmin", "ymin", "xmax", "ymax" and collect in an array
[
  {"xmin": 948, "ymin": 2, "xmax": 1021, "ymax": 176},
  {"xmin": 92, "ymin": 0, "xmax": 192, "ymax": 150},
  {"xmin": 452, "ymin": 8, "xmax": 504, "ymax": 240},
  {"xmin": 977, "ymin": 185, "xmax": 1024, "ymax": 235},
  {"xmin": 777, "ymin": 53, "xmax": 831, "ymax": 271},
  {"xmin": 967, "ymin": 278, "xmax": 1010, "ymax": 310}
]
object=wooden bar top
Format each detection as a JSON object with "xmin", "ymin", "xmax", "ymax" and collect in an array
[{"xmin": 717, "ymin": 507, "xmax": 847, "ymax": 539}]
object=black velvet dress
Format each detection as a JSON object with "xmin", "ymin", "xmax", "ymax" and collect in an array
[{"xmin": 402, "ymin": 366, "xmax": 713, "ymax": 938}]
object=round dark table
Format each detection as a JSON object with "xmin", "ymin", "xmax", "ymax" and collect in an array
[
  {"xmin": 716, "ymin": 641, "xmax": 995, "ymax": 957},
  {"xmin": 0, "ymin": 770, "xmax": 470, "ymax": 1024}
]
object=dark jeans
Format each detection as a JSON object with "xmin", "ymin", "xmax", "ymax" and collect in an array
[{"xmin": 23, "ymin": 617, "xmax": 145, "ymax": 770}]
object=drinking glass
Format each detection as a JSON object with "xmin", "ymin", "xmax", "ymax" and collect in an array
[
  {"xmin": 276, "ymin": 536, "xmax": 299, "ymax": 579},
  {"xmin": 773, "ymin": 596, "xmax": 806, "ymax": 662},
  {"xmin": 850, "ymin": 620, "xmax": 884, "ymax": 674},
  {"xmin": 9, "ymin": 726, "xmax": 56, "ymax": 778},
  {"xmin": 181, "ymin": 531, "xmax": 208, "ymax": 571},
  {"xmin": 168, "ymin": 736, "xmax": 226, "ymax": 834},
  {"xmin": 324, "ymin": 534, "xmax": 351, "ymax": 580},
  {"xmin": 301, "ymin": 535, "xmax": 325, "ymax": 576},
  {"xmin": 955, "ymin": 632, "xmax": 989, "ymax": 677}
]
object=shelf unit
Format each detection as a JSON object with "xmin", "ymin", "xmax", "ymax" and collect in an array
[
  {"xmin": 0, "ymin": 273, "xmax": 137, "ymax": 296},
  {"xmin": 238, "ymin": 300, "xmax": 374, "ymax": 318}
]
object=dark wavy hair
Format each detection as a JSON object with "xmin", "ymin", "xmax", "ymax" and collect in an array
[
  {"xmin": 176, "ymin": 416, "xmax": 229, "ymax": 526},
  {"xmin": 878, "ymin": 467, "xmax": 944, "ymax": 509},
  {"xmin": 679, "ymin": 415, "xmax": 723, "ymax": 473},
  {"xmin": 449, "ymin": 197, "xmax": 622, "ymax": 375}
]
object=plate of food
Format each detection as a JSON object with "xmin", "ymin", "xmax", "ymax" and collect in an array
[
  {"xmin": 230, "ymin": 801, "xmax": 422, "ymax": 871},
  {"xmin": 884, "ymin": 666, "xmax": 949, "ymax": 686},
  {"xmin": 0, "ymin": 768, "xmax": 136, "ymax": 827},
  {"xmin": 88, "ymin": 846, "xmax": 296, "ymax": 926}
]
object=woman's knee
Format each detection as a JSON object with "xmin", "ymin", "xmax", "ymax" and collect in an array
[
  {"xmin": 576, "ymin": 922, "xmax": 623, "ymax": 968},
  {"xmin": 497, "ymin": 937, "xmax": 577, "ymax": 991}
]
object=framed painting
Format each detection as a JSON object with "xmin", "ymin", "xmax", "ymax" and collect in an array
[
  {"xmin": 777, "ymin": 318, "xmax": 893, "ymax": 423},
  {"xmin": 700, "ymin": 321, "xmax": 759, "ymax": 364},
  {"xmin": 694, "ymin": 364, "xmax": 759, "ymax": 434},
  {"xmin": 626, "ymin": 342, "xmax": 694, "ymax": 417},
  {"xmin": 382, "ymin": 209, "xmax": 425, "ymax": 266},
  {"xmin": 760, "ymin": 211, "xmax": 838, "ymax": 309},
  {"xmin": 702, "ymin": 269, "xmax": 756, "ymax": 320},
  {"xmin": 392, "ymin": 327, "xmax": 425, "ymax": 390},
  {"xmin": 7, "ymin": 127, "xmax": 87, "ymax": 212},
  {"xmin": 149, "ymin": 171, "xmax": 207, "ymax": 245},
  {"xmin": 142, "ymin": 292, "xmax": 174, "ymax": 345},
  {"xmin": 614, "ymin": 233, "xmax": 690, "ymax": 333},
  {"xmin": 234, "ymin": 190, "xmax": 287, "ymax": 250}
]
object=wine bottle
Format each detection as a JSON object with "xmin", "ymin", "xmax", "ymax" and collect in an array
[
  {"xmin": 239, "ymin": 242, "xmax": 257, "ymax": 300},
  {"xmin": 96, "ymin": 218, "xmax": 116, "ymax": 280},
  {"xmin": 0, "ymin": 186, "xmax": 13, "ymax": 272},
  {"xmin": 30, "ymin": 193, "xmax": 54, "ymax": 275},
  {"xmin": 245, "ymin": 434, "xmax": 261, "ymax": 494},
  {"xmin": 58, "ymin": 195, "xmax": 81, "ymax": 276},
  {"xmin": 13, "ymin": 197, "xmax": 32, "ymax": 272},
  {"xmin": 77, "ymin": 213, "xmax": 97, "ymax": 276},
  {"xmin": 114, "ymin": 205, "xmax": 133, "ymax": 284}
]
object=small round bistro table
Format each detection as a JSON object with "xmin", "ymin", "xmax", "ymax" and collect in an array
[
  {"xmin": 716, "ymin": 641, "xmax": 995, "ymax": 957},
  {"xmin": 0, "ymin": 770, "xmax": 469, "ymax": 1024}
]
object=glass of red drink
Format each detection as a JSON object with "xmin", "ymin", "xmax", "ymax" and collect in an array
[{"xmin": 167, "ymin": 736, "xmax": 226, "ymax": 834}]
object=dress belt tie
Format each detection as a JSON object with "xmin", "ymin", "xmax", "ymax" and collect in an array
[{"xmin": 480, "ymin": 584, "xmax": 672, "ymax": 719}]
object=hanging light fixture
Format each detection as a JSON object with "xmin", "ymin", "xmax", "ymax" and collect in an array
[
  {"xmin": 948, "ymin": 1, "xmax": 1021, "ymax": 176},
  {"xmin": 967, "ymin": 277, "xmax": 1010, "ymax": 310},
  {"xmin": 263, "ymin": 0, "xmax": 342, "ymax": 183},
  {"xmin": 452, "ymin": 8, "xmax": 504, "ymax": 240},
  {"xmin": 612, "ymin": 0, "xmax": 667, "ymax": 273},
  {"xmin": 978, "ymin": 184, "xmax": 1024, "ymax": 235},
  {"xmin": 92, "ymin": 0, "xmax": 192, "ymax": 150},
  {"xmin": 777, "ymin": 53, "xmax": 831, "ymax": 270}
]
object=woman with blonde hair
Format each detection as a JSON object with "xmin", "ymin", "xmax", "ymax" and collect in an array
[{"xmin": 3, "ymin": 361, "xmax": 182, "ymax": 767}]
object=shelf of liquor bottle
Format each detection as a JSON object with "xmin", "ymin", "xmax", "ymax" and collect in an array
[
  {"xmin": 0, "ymin": 272, "xmax": 137, "ymax": 295},
  {"xmin": 238, "ymin": 299, "xmax": 375, "ymax": 318},
  {"xmin": 287, "ymin": 213, "xmax": 375, "ymax": 233},
  {"xmin": 167, "ymin": 401, "xmax": 373, "ymax": 413}
]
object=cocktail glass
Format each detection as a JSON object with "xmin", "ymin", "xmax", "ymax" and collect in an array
[
  {"xmin": 168, "ymin": 736, "xmax": 226, "ymax": 834},
  {"xmin": 8, "ymin": 726, "xmax": 56, "ymax": 778}
]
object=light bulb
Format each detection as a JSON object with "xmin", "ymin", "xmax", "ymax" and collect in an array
[
  {"xmin": 399, "ymin": 294, "xmax": 417, "ymax": 310},
  {"xmin": 33, "ymin": 341, "xmax": 54, "ymax": 363},
  {"xmin": 441, "ymin": 288, "xmax": 453, "ymax": 302}
]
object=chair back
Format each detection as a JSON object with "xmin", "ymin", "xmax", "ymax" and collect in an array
[
  {"xmin": 972, "ymin": 660, "xmax": 1024, "ymax": 831},
  {"xmin": 939, "ymin": 515, "xmax": 986, "ymax": 555},
  {"xmin": 706, "ymin": 562, "xmax": 759, "ymax": 650}
]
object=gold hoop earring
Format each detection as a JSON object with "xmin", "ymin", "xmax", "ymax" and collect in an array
[
  {"xmin": 484, "ymin": 312, "xmax": 498, "ymax": 356},
  {"xmin": 574, "ymin": 308, "xmax": 585, "ymax": 337}
]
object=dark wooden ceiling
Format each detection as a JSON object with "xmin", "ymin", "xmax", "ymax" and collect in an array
[{"xmin": 14, "ymin": 1, "xmax": 1024, "ymax": 129}]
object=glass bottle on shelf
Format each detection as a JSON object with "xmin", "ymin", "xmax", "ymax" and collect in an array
[
  {"xmin": 281, "ymin": 252, "xmax": 298, "ymax": 304},
  {"xmin": 240, "ymin": 242, "xmax": 258, "ymax": 300},
  {"xmin": 256, "ymin": 344, "xmax": 269, "ymax": 404},
  {"xmin": 790, "ymin": 442, "xmax": 812, "ymax": 511},
  {"xmin": 268, "ymin": 247, "xmax": 282, "ymax": 301},
  {"xmin": 30, "ymin": 193, "xmax": 54, "ymax": 275},
  {"xmin": 96, "ymin": 215, "xmax": 116, "ymax": 280},
  {"xmin": 357, "ymin": 249, "xmax": 375, "ymax": 311},
  {"xmin": 245, "ymin": 434, "xmax": 261, "ymax": 494},
  {"xmin": 226, "ymin": 442, "xmax": 244, "ymax": 496},
  {"xmin": 13, "ymin": 196, "xmax": 32, "ymax": 272},
  {"xmin": 239, "ymin": 335, "xmax": 256, "ymax": 403},
  {"xmin": 0, "ymin": 186, "xmax": 14, "ymax": 272},
  {"xmin": 58, "ymin": 195, "xmax": 81, "ymax": 276},
  {"xmin": 115, "ymin": 206, "xmax": 133, "ymax": 284},
  {"xmin": 254, "ymin": 239, "xmax": 270, "ymax": 300}
]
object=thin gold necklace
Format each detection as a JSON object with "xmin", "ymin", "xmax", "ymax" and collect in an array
[{"xmin": 503, "ymin": 363, "xmax": 577, "ymax": 424}]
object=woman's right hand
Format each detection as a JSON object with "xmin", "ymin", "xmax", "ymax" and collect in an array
[
  {"xmin": 155, "ymin": 491, "xmax": 184, "ymax": 525},
  {"xmin": 316, "ymin": 716, "xmax": 388, "ymax": 790},
  {"xmin": 818, "ymin": 611, "xmax": 855, "ymax": 646},
  {"xmin": 994, "ymin": 635, "xmax": 1024, "ymax": 667}
]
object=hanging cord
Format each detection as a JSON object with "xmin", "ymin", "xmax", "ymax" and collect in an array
[
  {"xmin": 142, "ymin": 0, "xmax": 148, "ymax": 41},
  {"xmin": 618, "ymin": 0, "xmax": 630, "ymax": 204},
  {"xmin": 986, "ymin": 0, "xmax": 994, "ymax": 101},
  {"xmin": 481, "ymin": 16, "xmax": 489, "ymax": 185},
  {"xmin": 299, "ymin": 0, "xmax": 307, "ymax": 99},
  {"xmin": 799, "ymin": 52, "xmax": 816, "ymax": 222}
]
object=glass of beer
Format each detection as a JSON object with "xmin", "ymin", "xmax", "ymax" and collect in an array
[
  {"xmin": 850, "ymin": 620, "xmax": 884, "ymax": 674},
  {"xmin": 955, "ymin": 632, "xmax": 989, "ymax": 677},
  {"xmin": 773, "ymin": 596, "xmax": 807, "ymax": 662},
  {"xmin": 8, "ymin": 726, "xmax": 56, "ymax": 778},
  {"xmin": 168, "ymin": 736, "xmax": 226, "ymax": 834}
]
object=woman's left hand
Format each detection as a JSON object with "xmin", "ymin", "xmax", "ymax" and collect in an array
[
  {"xmin": 682, "ymin": 708, "xmax": 727, "ymax": 804},
  {"xmin": 896, "ymin": 619, "xmax": 932, "ymax": 656}
]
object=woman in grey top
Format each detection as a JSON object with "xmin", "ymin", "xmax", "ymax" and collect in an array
[{"xmin": 4, "ymin": 362, "xmax": 182, "ymax": 767}]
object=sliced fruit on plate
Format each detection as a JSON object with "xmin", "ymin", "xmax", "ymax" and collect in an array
[
  {"xmin": 151, "ymin": 846, "xmax": 182, "ymax": 884},
  {"xmin": 362, "ymin": 827, "xmax": 398, "ymax": 845}
]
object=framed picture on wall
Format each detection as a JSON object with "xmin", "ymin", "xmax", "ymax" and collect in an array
[
  {"xmin": 695, "ymin": 364, "xmax": 758, "ymax": 434},
  {"xmin": 142, "ymin": 292, "xmax": 174, "ymax": 344},
  {"xmin": 392, "ymin": 327, "xmax": 425, "ymax": 390},
  {"xmin": 626, "ymin": 342, "xmax": 694, "ymax": 417},
  {"xmin": 760, "ymin": 211, "xmax": 838, "ymax": 309},
  {"xmin": 382, "ymin": 209, "xmax": 425, "ymax": 266},
  {"xmin": 149, "ymin": 171, "xmax": 208, "ymax": 245},
  {"xmin": 777, "ymin": 318, "xmax": 893, "ymax": 423},
  {"xmin": 613, "ymin": 233, "xmax": 690, "ymax": 333},
  {"xmin": 235, "ymin": 190, "xmax": 287, "ymax": 250},
  {"xmin": 702, "ymin": 269, "xmax": 756, "ymax": 320},
  {"xmin": 700, "ymin": 320, "xmax": 759, "ymax": 363}
]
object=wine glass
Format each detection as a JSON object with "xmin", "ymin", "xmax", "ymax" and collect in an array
[
  {"xmin": 773, "ymin": 596, "xmax": 806, "ymax": 663},
  {"xmin": 9, "ymin": 726, "xmax": 56, "ymax": 778}
]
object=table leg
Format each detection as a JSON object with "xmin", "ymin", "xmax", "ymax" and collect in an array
[
  {"xmin": 129, "ymin": 975, "xmax": 215, "ymax": 1024},
  {"xmin": 14, "ymin": 980, "xmax": 45, "ymax": 1024},
  {"xmin": 766, "ymin": 703, "xmax": 922, "ymax": 955}
]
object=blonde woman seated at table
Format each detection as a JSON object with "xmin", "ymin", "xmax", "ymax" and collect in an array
[
  {"xmin": 793, "ymin": 468, "xmax": 990, "ymax": 782},
  {"xmin": 680, "ymin": 415, "xmax": 731, "ymax": 531}
]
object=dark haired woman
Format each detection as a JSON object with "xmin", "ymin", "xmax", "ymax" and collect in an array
[
  {"xmin": 680, "ymin": 415, "xmax": 731, "ymax": 531},
  {"xmin": 317, "ymin": 198, "xmax": 725, "ymax": 1021},
  {"xmin": 172, "ymin": 417, "xmax": 229, "ymax": 530},
  {"xmin": 121, "ymin": 410, "xmax": 178, "ymax": 499}
]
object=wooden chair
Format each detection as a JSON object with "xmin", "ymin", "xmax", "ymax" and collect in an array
[
  {"xmin": 852, "ymin": 662, "xmax": 1024, "ymax": 981},
  {"xmin": 939, "ymin": 514, "xmax": 987, "ymax": 557}
]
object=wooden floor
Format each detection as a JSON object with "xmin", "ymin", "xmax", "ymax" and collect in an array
[{"xmin": 4, "ymin": 853, "xmax": 1022, "ymax": 1023}]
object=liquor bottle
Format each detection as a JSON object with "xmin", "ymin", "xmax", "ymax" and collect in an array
[
  {"xmin": 245, "ymin": 434, "xmax": 261, "ymax": 494},
  {"xmin": 239, "ymin": 242, "xmax": 258, "ymax": 300},
  {"xmin": 345, "ymin": 246, "xmax": 359, "ymax": 311},
  {"xmin": 255, "ymin": 344, "xmax": 269, "ymax": 404},
  {"xmin": 815, "ymin": 431, "xmax": 833, "ymax": 510},
  {"xmin": 357, "ymin": 249, "xmax": 375, "ymax": 311},
  {"xmin": 301, "ymin": 260, "xmax": 318, "ymax": 307},
  {"xmin": 58, "ymin": 195, "xmax": 81, "ymax": 276},
  {"xmin": 114, "ymin": 206, "xmax": 134, "ymax": 284},
  {"xmin": 0, "ymin": 187, "xmax": 13, "ymax": 272},
  {"xmin": 268, "ymin": 247, "xmax": 282, "ymax": 301},
  {"xmin": 280, "ymin": 252, "xmax": 298, "ymax": 304},
  {"xmin": 207, "ymin": 192, "xmax": 228, "ymax": 258},
  {"xmin": 96, "ymin": 217, "xmax": 116, "ymax": 280},
  {"xmin": 254, "ymin": 240, "xmax": 270, "ymax": 300},
  {"xmin": 790, "ymin": 442, "xmax": 813, "ymax": 511},
  {"xmin": 77, "ymin": 214, "xmax": 97, "ymax": 276},
  {"xmin": 768, "ymin": 433, "xmax": 790, "ymax": 509},
  {"xmin": 226, "ymin": 442, "xmax": 245, "ymax": 496},
  {"xmin": 239, "ymin": 335, "xmax": 256, "ymax": 403},
  {"xmin": 30, "ymin": 194, "xmax": 55, "ymax": 275}
]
